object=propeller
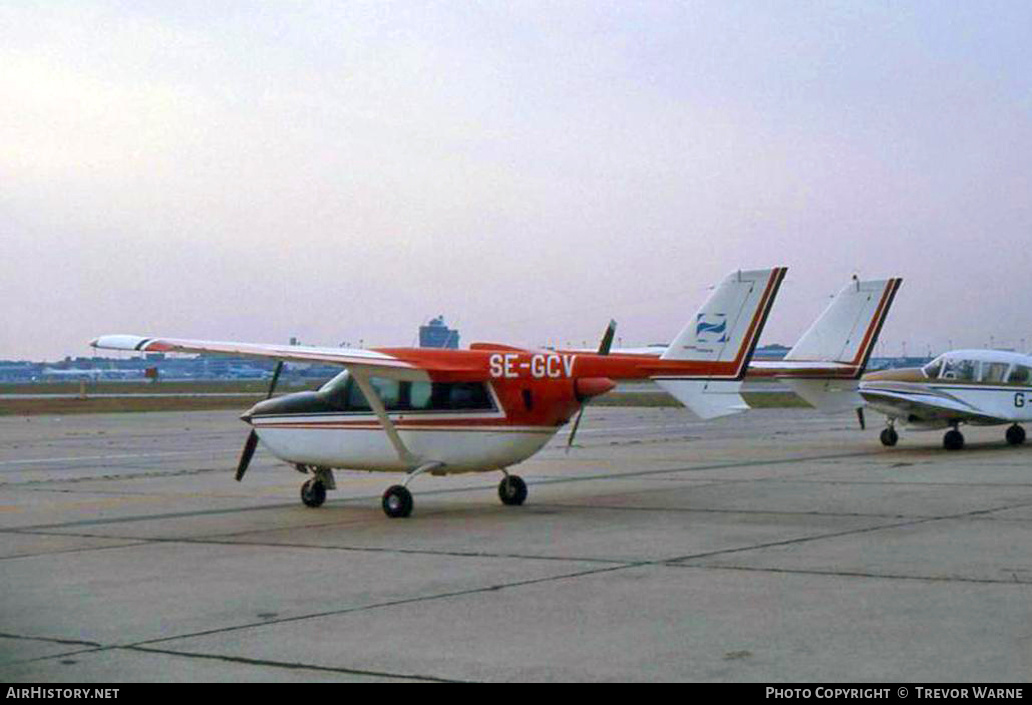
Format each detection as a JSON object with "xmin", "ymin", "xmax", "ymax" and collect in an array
[
  {"xmin": 236, "ymin": 360, "xmax": 284, "ymax": 482},
  {"xmin": 566, "ymin": 320, "xmax": 616, "ymax": 453},
  {"xmin": 856, "ymin": 406, "xmax": 866, "ymax": 431}
]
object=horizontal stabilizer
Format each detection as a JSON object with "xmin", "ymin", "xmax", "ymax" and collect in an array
[
  {"xmin": 782, "ymin": 378, "xmax": 863, "ymax": 413},
  {"xmin": 654, "ymin": 379, "xmax": 748, "ymax": 420}
]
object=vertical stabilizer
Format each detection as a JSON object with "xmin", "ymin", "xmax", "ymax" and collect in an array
[
  {"xmin": 781, "ymin": 277, "xmax": 902, "ymax": 413},
  {"xmin": 786, "ymin": 277, "xmax": 902, "ymax": 370},
  {"xmin": 656, "ymin": 267, "xmax": 787, "ymax": 418}
]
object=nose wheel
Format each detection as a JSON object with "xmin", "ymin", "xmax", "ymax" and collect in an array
[
  {"xmin": 498, "ymin": 474, "xmax": 528, "ymax": 506},
  {"xmin": 299, "ymin": 467, "xmax": 335, "ymax": 508},
  {"xmin": 300, "ymin": 478, "xmax": 327, "ymax": 508},
  {"xmin": 1006, "ymin": 424, "xmax": 1026, "ymax": 446},
  {"xmin": 880, "ymin": 426, "xmax": 899, "ymax": 447}
]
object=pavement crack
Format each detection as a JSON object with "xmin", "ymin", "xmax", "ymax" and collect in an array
[
  {"xmin": 124, "ymin": 646, "xmax": 465, "ymax": 682},
  {"xmin": 0, "ymin": 631, "xmax": 104, "ymax": 649},
  {"xmin": 666, "ymin": 563, "xmax": 1032, "ymax": 585},
  {"xmin": 126, "ymin": 562, "xmax": 639, "ymax": 649},
  {"xmin": 662, "ymin": 498, "xmax": 1032, "ymax": 565}
]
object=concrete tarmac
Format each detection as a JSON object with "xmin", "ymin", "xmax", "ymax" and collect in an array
[{"xmin": 0, "ymin": 407, "xmax": 1030, "ymax": 682}]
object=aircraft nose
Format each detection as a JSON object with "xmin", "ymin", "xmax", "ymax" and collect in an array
[
  {"xmin": 241, "ymin": 396, "xmax": 286, "ymax": 425},
  {"xmin": 239, "ymin": 391, "xmax": 334, "ymax": 427},
  {"xmin": 240, "ymin": 396, "xmax": 282, "ymax": 427}
]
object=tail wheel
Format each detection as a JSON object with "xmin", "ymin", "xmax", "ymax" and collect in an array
[
  {"xmin": 943, "ymin": 429, "xmax": 965, "ymax": 451},
  {"xmin": 300, "ymin": 479, "xmax": 327, "ymax": 508},
  {"xmin": 382, "ymin": 485, "xmax": 414, "ymax": 518},
  {"xmin": 498, "ymin": 475, "xmax": 528, "ymax": 506},
  {"xmin": 880, "ymin": 427, "xmax": 899, "ymax": 447},
  {"xmin": 1006, "ymin": 424, "xmax": 1026, "ymax": 446}
]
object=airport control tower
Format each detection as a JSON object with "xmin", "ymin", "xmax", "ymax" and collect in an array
[{"xmin": 419, "ymin": 316, "xmax": 460, "ymax": 349}]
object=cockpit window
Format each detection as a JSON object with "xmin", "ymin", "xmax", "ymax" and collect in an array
[
  {"xmin": 922, "ymin": 358, "xmax": 943, "ymax": 378},
  {"xmin": 318, "ymin": 372, "xmax": 402, "ymax": 412},
  {"xmin": 941, "ymin": 358, "xmax": 977, "ymax": 381},
  {"xmin": 342, "ymin": 377, "xmax": 402, "ymax": 411},
  {"xmin": 980, "ymin": 362, "xmax": 1009, "ymax": 384},
  {"xmin": 319, "ymin": 374, "xmax": 494, "ymax": 413},
  {"xmin": 409, "ymin": 381, "xmax": 494, "ymax": 411},
  {"xmin": 1009, "ymin": 365, "xmax": 1032, "ymax": 385}
]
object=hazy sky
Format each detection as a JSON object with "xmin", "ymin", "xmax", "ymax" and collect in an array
[{"xmin": 3, "ymin": 1, "xmax": 1031, "ymax": 361}]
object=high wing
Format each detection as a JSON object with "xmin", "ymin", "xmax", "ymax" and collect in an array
[
  {"xmin": 90, "ymin": 335, "xmax": 471, "ymax": 470},
  {"xmin": 90, "ymin": 335, "xmax": 436, "ymax": 381},
  {"xmin": 859, "ymin": 382, "xmax": 1008, "ymax": 426}
]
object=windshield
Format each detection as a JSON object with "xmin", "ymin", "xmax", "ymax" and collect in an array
[
  {"xmin": 318, "ymin": 369, "xmax": 351, "ymax": 409},
  {"xmin": 922, "ymin": 356, "xmax": 944, "ymax": 379},
  {"xmin": 318, "ymin": 369, "xmax": 350, "ymax": 395}
]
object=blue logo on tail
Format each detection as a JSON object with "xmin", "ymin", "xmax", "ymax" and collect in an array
[{"xmin": 696, "ymin": 314, "xmax": 728, "ymax": 343}]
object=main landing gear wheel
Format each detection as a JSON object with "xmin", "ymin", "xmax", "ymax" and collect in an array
[
  {"xmin": 498, "ymin": 475, "xmax": 528, "ymax": 506},
  {"xmin": 943, "ymin": 428, "xmax": 965, "ymax": 451},
  {"xmin": 1006, "ymin": 424, "xmax": 1026, "ymax": 446},
  {"xmin": 382, "ymin": 485, "xmax": 414, "ymax": 518},
  {"xmin": 300, "ymin": 478, "xmax": 327, "ymax": 508},
  {"xmin": 880, "ymin": 427, "xmax": 899, "ymax": 447}
]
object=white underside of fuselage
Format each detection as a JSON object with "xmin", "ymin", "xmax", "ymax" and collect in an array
[
  {"xmin": 861, "ymin": 381, "xmax": 1032, "ymax": 429},
  {"xmin": 252, "ymin": 412, "xmax": 559, "ymax": 473}
]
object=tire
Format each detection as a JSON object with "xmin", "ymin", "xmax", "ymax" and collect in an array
[
  {"xmin": 943, "ymin": 429, "xmax": 965, "ymax": 451},
  {"xmin": 1006, "ymin": 424, "xmax": 1026, "ymax": 446},
  {"xmin": 498, "ymin": 475, "xmax": 528, "ymax": 506},
  {"xmin": 300, "ymin": 479, "xmax": 326, "ymax": 508},
  {"xmin": 382, "ymin": 485, "xmax": 414, "ymax": 518},
  {"xmin": 880, "ymin": 428, "xmax": 899, "ymax": 447}
]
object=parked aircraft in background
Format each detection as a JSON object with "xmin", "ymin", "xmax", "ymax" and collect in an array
[
  {"xmin": 860, "ymin": 349, "xmax": 1032, "ymax": 450},
  {"xmin": 92, "ymin": 267, "xmax": 786, "ymax": 518}
]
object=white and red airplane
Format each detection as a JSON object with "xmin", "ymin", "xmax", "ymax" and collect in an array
[{"xmin": 92, "ymin": 267, "xmax": 785, "ymax": 517}]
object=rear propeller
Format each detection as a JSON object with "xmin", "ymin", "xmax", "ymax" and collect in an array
[
  {"xmin": 856, "ymin": 406, "xmax": 866, "ymax": 430},
  {"xmin": 566, "ymin": 320, "xmax": 617, "ymax": 453},
  {"xmin": 236, "ymin": 360, "xmax": 284, "ymax": 482}
]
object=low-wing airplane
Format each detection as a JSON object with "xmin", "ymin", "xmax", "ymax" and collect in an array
[
  {"xmin": 92, "ymin": 267, "xmax": 786, "ymax": 517},
  {"xmin": 585, "ymin": 277, "xmax": 902, "ymax": 422},
  {"xmin": 859, "ymin": 349, "xmax": 1032, "ymax": 450}
]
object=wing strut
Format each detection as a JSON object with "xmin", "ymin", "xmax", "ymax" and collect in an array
[{"xmin": 350, "ymin": 369, "xmax": 419, "ymax": 467}]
